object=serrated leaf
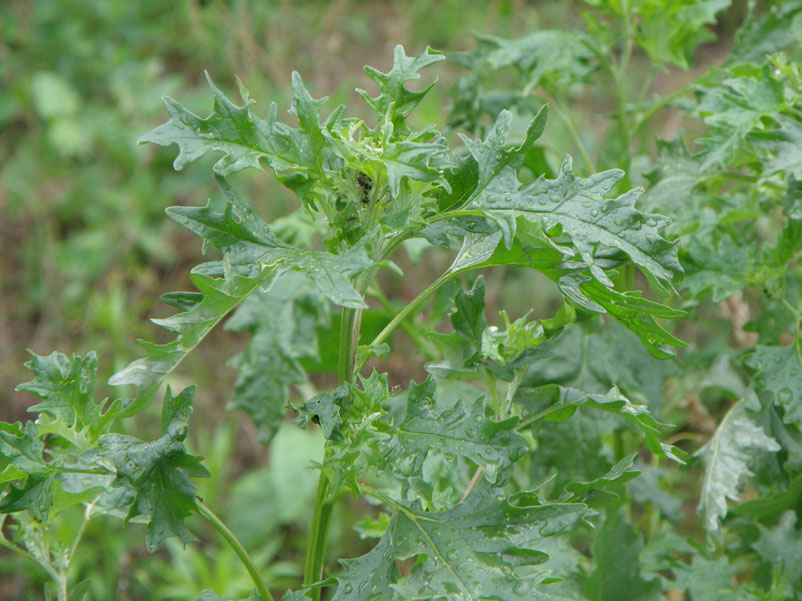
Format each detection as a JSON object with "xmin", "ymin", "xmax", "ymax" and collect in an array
[
  {"xmin": 0, "ymin": 472, "xmax": 54, "ymax": 522},
  {"xmin": 226, "ymin": 273, "xmax": 329, "ymax": 444},
  {"xmin": 753, "ymin": 510, "xmax": 802, "ymax": 588},
  {"xmin": 296, "ymin": 385, "xmax": 350, "ymax": 440},
  {"xmin": 726, "ymin": 2, "xmax": 802, "ymax": 66},
  {"xmin": 633, "ymin": 0, "xmax": 731, "ymax": 69},
  {"xmin": 480, "ymin": 156, "xmax": 680, "ymax": 285},
  {"xmin": 745, "ymin": 340, "xmax": 802, "ymax": 427},
  {"xmin": 583, "ymin": 508, "xmax": 662, "ymax": 601},
  {"xmin": 642, "ymin": 135, "xmax": 706, "ymax": 215},
  {"xmin": 380, "ymin": 130, "xmax": 448, "ymax": 199},
  {"xmin": 17, "ymin": 351, "xmax": 120, "ymax": 440},
  {"xmin": 453, "ymin": 117, "xmax": 681, "ymax": 288},
  {"xmin": 682, "ymin": 234, "xmax": 754, "ymax": 302},
  {"xmin": 450, "ymin": 30, "xmax": 593, "ymax": 111},
  {"xmin": 358, "ymin": 45, "xmax": 444, "ymax": 124},
  {"xmin": 93, "ymin": 386, "xmax": 208, "ymax": 551},
  {"xmin": 696, "ymin": 394, "xmax": 780, "ymax": 536},
  {"xmin": 457, "ymin": 108, "xmax": 548, "ymax": 196},
  {"xmin": 384, "ymin": 376, "xmax": 528, "ymax": 487},
  {"xmin": 673, "ymin": 556, "xmax": 743, "ymax": 601},
  {"xmin": 696, "ymin": 64, "xmax": 785, "ymax": 169},
  {"xmin": 111, "ymin": 177, "xmax": 373, "ymax": 415},
  {"xmin": 0, "ymin": 421, "xmax": 49, "ymax": 477},
  {"xmin": 335, "ymin": 484, "xmax": 588, "ymax": 601},
  {"xmin": 141, "ymin": 72, "xmax": 312, "ymax": 177},
  {"xmin": 562, "ymin": 454, "xmax": 640, "ymax": 507},
  {"xmin": 517, "ymin": 384, "xmax": 684, "ymax": 462}
]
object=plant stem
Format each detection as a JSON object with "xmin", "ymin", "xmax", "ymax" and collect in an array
[
  {"xmin": 195, "ymin": 497, "xmax": 274, "ymax": 601},
  {"xmin": 369, "ymin": 285, "xmax": 439, "ymax": 360},
  {"xmin": 68, "ymin": 501, "xmax": 94, "ymax": 562},
  {"xmin": 57, "ymin": 575, "xmax": 67, "ymax": 601},
  {"xmin": 358, "ymin": 271, "xmax": 455, "ymax": 372},
  {"xmin": 305, "ymin": 269, "xmax": 371, "ymax": 598},
  {"xmin": 551, "ymin": 101, "xmax": 596, "ymax": 173},
  {"xmin": 632, "ymin": 82, "xmax": 694, "ymax": 136}
]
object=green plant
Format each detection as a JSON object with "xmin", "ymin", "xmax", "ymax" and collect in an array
[{"xmin": 3, "ymin": 2, "xmax": 802, "ymax": 600}]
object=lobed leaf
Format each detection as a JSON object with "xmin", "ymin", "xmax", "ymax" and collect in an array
[
  {"xmin": 696, "ymin": 393, "xmax": 780, "ymax": 536},
  {"xmin": 92, "ymin": 386, "xmax": 209, "ymax": 551},
  {"xmin": 335, "ymin": 484, "xmax": 589, "ymax": 601},
  {"xmin": 384, "ymin": 376, "xmax": 528, "ymax": 486}
]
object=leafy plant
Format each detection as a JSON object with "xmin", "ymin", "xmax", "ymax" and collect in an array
[{"xmin": 3, "ymin": 1, "xmax": 802, "ymax": 600}]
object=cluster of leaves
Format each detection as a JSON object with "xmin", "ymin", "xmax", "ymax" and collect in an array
[{"xmin": 4, "ymin": 1, "xmax": 802, "ymax": 600}]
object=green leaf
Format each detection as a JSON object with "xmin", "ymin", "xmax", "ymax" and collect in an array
[
  {"xmin": 357, "ymin": 45, "xmax": 444, "ymax": 124},
  {"xmin": 696, "ymin": 64, "xmax": 785, "ymax": 169},
  {"xmin": 94, "ymin": 385, "xmax": 209, "ymax": 551},
  {"xmin": 17, "ymin": 351, "xmax": 120, "ymax": 440},
  {"xmin": 583, "ymin": 508, "xmax": 662, "ymax": 601},
  {"xmin": 456, "ymin": 120, "xmax": 681, "ymax": 288},
  {"xmin": 336, "ymin": 484, "xmax": 589, "ymax": 601},
  {"xmin": 380, "ymin": 129, "xmax": 449, "ymax": 199},
  {"xmin": 562, "ymin": 454, "xmax": 640, "ymax": 507},
  {"xmin": 633, "ymin": 0, "xmax": 732, "ymax": 69},
  {"xmin": 753, "ymin": 510, "xmax": 802, "ymax": 588},
  {"xmin": 642, "ymin": 135, "xmax": 706, "ymax": 215},
  {"xmin": 450, "ymin": 30, "xmax": 593, "ymax": 121},
  {"xmin": 385, "ymin": 376, "xmax": 528, "ymax": 486},
  {"xmin": 141, "ymin": 72, "xmax": 307, "ymax": 176},
  {"xmin": 726, "ymin": 2, "xmax": 802, "ymax": 66},
  {"xmin": 673, "ymin": 556, "xmax": 739, "ymax": 601},
  {"xmin": 524, "ymin": 320, "xmax": 676, "ymax": 416},
  {"xmin": 110, "ymin": 177, "xmax": 373, "ymax": 415},
  {"xmin": 517, "ymin": 384, "xmax": 684, "ymax": 462},
  {"xmin": 0, "ymin": 421, "xmax": 49, "ymax": 477},
  {"xmin": 682, "ymin": 234, "xmax": 755, "ymax": 302},
  {"xmin": 696, "ymin": 393, "xmax": 780, "ymax": 536},
  {"xmin": 746, "ymin": 340, "xmax": 802, "ymax": 427},
  {"xmin": 0, "ymin": 472, "xmax": 54, "ymax": 522},
  {"xmin": 451, "ymin": 276, "xmax": 487, "ymax": 345},
  {"xmin": 296, "ymin": 385, "xmax": 350, "ymax": 440},
  {"xmin": 225, "ymin": 273, "xmax": 329, "ymax": 444}
]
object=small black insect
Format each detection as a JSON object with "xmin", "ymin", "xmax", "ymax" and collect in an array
[{"xmin": 357, "ymin": 172, "xmax": 373, "ymax": 204}]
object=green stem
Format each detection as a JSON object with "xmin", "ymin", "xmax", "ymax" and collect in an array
[
  {"xmin": 483, "ymin": 367, "xmax": 500, "ymax": 415},
  {"xmin": 501, "ymin": 369, "xmax": 525, "ymax": 420},
  {"xmin": 551, "ymin": 102, "xmax": 596, "ymax": 173},
  {"xmin": 369, "ymin": 285, "xmax": 439, "ymax": 361},
  {"xmin": 338, "ymin": 306, "xmax": 359, "ymax": 386},
  {"xmin": 195, "ymin": 497, "xmax": 274, "ymax": 601},
  {"xmin": 516, "ymin": 404, "xmax": 568, "ymax": 430},
  {"xmin": 358, "ymin": 271, "xmax": 456, "ymax": 372},
  {"xmin": 0, "ymin": 534, "xmax": 37, "ymax": 564},
  {"xmin": 305, "ymin": 267, "xmax": 374, "ymax": 598},
  {"xmin": 57, "ymin": 575, "xmax": 67, "ymax": 601},
  {"xmin": 67, "ymin": 501, "xmax": 94, "ymax": 562},
  {"xmin": 632, "ymin": 83, "xmax": 695, "ymax": 136},
  {"xmin": 304, "ymin": 469, "xmax": 333, "ymax": 598}
]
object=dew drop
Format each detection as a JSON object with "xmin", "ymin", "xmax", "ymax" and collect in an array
[
  {"xmin": 613, "ymin": 218, "xmax": 624, "ymax": 226},
  {"xmin": 343, "ymin": 583, "xmax": 353, "ymax": 594},
  {"xmin": 778, "ymin": 388, "xmax": 793, "ymax": 404},
  {"xmin": 645, "ymin": 217, "xmax": 658, "ymax": 227},
  {"xmin": 590, "ymin": 209, "xmax": 599, "ymax": 218}
]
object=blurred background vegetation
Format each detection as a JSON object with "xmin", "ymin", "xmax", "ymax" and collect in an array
[{"xmin": 0, "ymin": 1, "xmax": 746, "ymax": 599}]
